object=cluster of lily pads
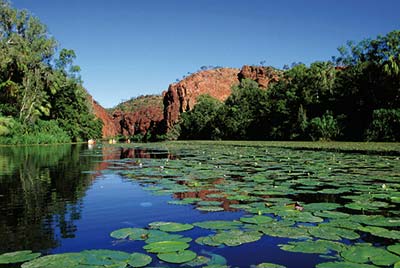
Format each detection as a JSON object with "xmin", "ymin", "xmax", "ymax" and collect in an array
[{"xmin": 2, "ymin": 143, "xmax": 400, "ymax": 267}]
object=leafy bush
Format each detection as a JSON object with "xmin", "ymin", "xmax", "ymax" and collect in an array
[
  {"xmin": 308, "ymin": 112, "xmax": 342, "ymax": 141},
  {"xmin": 366, "ymin": 109, "xmax": 400, "ymax": 141},
  {"xmin": 0, "ymin": 120, "xmax": 71, "ymax": 145}
]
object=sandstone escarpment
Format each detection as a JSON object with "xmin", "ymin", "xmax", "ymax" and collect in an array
[
  {"xmin": 112, "ymin": 95, "xmax": 164, "ymax": 137},
  {"xmin": 163, "ymin": 68, "xmax": 240, "ymax": 130},
  {"xmin": 92, "ymin": 65, "xmax": 282, "ymax": 138},
  {"xmin": 90, "ymin": 98, "xmax": 119, "ymax": 138},
  {"xmin": 238, "ymin": 65, "xmax": 281, "ymax": 88}
]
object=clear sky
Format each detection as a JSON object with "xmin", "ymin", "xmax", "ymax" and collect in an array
[{"xmin": 10, "ymin": 0, "xmax": 400, "ymax": 108}]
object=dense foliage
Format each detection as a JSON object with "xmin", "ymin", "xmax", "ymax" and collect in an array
[
  {"xmin": 179, "ymin": 30, "xmax": 400, "ymax": 141},
  {"xmin": 0, "ymin": 0, "xmax": 102, "ymax": 144}
]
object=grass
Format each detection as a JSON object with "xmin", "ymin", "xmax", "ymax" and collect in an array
[{"xmin": 126, "ymin": 140, "xmax": 400, "ymax": 155}]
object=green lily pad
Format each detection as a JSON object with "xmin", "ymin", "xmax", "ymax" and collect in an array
[
  {"xmin": 145, "ymin": 230, "xmax": 192, "ymax": 243},
  {"xmin": 303, "ymin": 202, "xmax": 341, "ymax": 211},
  {"xmin": 193, "ymin": 220, "xmax": 242, "ymax": 230},
  {"xmin": 313, "ymin": 211, "xmax": 350, "ymax": 219},
  {"xmin": 151, "ymin": 222, "xmax": 194, "ymax": 232},
  {"xmin": 254, "ymin": 262, "xmax": 287, "ymax": 268},
  {"xmin": 157, "ymin": 250, "xmax": 197, "ymax": 264},
  {"xmin": 202, "ymin": 230, "xmax": 262, "ymax": 247},
  {"xmin": 0, "ymin": 250, "xmax": 41, "ymax": 264},
  {"xmin": 143, "ymin": 241, "xmax": 189, "ymax": 253},
  {"xmin": 240, "ymin": 215, "xmax": 274, "ymax": 225},
  {"xmin": 196, "ymin": 206, "xmax": 224, "ymax": 212},
  {"xmin": 182, "ymin": 255, "xmax": 210, "ymax": 267},
  {"xmin": 280, "ymin": 240, "xmax": 347, "ymax": 254},
  {"xmin": 110, "ymin": 228, "xmax": 148, "ymax": 240},
  {"xmin": 358, "ymin": 226, "xmax": 400, "ymax": 239},
  {"xmin": 197, "ymin": 201, "xmax": 223, "ymax": 206},
  {"xmin": 388, "ymin": 244, "xmax": 400, "ymax": 255},
  {"xmin": 341, "ymin": 244, "xmax": 400, "ymax": 266},
  {"xmin": 21, "ymin": 250, "xmax": 146, "ymax": 268},
  {"xmin": 126, "ymin": 253, "xmax": 152, "ymax": 268},
  {"xmin": 21, "ymin": 253, "xmax": 84, "ymax": 268},
  {"xmin": 316, "ymin": 261, "xmax": 379, "ymax": 268},
  {"xmin": 261, "ymin": 226, "xmax": 310, "ymax": 239},
  {"xmin": 308, "ymin": 225, "xmax": 360, "ymax": 240}
]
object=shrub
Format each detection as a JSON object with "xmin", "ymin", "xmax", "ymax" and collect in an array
[
  {"xmin": 366, "ymin": 109, "xmax": 400, "ymax": 141},
  {"xmin": 308, "ymin": 111, "xmax": 342, "ymax": 141}
]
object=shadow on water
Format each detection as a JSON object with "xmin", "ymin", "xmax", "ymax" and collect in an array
[{"xmin": 0, "ymin": 144, "xmax": 99, "ymax": 253}]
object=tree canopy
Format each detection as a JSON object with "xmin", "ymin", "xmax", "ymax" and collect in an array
[{"xmin": 0, "ymin": 0, "xmax": 102, "ymax": 144}]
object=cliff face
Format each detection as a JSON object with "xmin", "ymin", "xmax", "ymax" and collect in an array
[
  {"xmin": 90, "ymin": 98, "xmax": 119, "ymax": 138},
  {"xmin": 112, "ymin": 106, "xmax": 163, "ymax": 137},
  {"xmin": 163, "ymin": 68, "xmax": 240, "ymax": 130},
  {"xmin": 238, "ymin": 65, "xmax": 281, "ymax": 88},
  {"xmin": 92, "ymin": 65, "xmax": 281, "ymax": 138},
  {"xmin": 112, "ymin": 95, "xmax": 164, "ymax": 137}
]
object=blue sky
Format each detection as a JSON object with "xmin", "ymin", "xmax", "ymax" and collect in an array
[{"xmin": 11, "ymin": 0, "xmax": 400, "ymax": 108}]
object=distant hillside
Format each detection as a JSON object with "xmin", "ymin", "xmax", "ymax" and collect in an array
[{"xmin": 111, "ymin": 95, "xmax": 163, "ymax": 113}]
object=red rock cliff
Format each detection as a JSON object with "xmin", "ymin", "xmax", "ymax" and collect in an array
[
  {"xmin": 90, "ymin": 98, "xmax": 119, "ymax": 138},
  {"xmin": 238, "ymin": 65, "xmax": 281, "ymax": 88},
  {"xmin": 163, "ymin": 68, "xmax": 240, "ymax": 130},
  {"xmin": 112, "ymin": 95, "xmax": 164, "ymax": 137}
]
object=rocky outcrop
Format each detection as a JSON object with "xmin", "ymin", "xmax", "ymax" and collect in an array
[
  {"xmin": 238, "ymin": 65, "xmax": 281, "ymax": 88},
  {"xmin": 112, "ymin": 106, "xmax": 163, "ymax": 137},
  {"xmin": 90, "ymin": 98, "xmax": 119, "ymax": 138},
  {"xmin": 91, "ymin": 65, "xmax": 281, "ymax": 138},
  {"xmin": 163, "ymin": 68, "xmax": 240, "ymax": 130}
]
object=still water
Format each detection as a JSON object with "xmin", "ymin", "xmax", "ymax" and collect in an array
[{"xmin": 0, "ymin": 143, "xmax": 399, "ymax": 267}]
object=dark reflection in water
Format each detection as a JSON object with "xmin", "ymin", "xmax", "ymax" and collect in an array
[
  {"xmin": 0, "ymin": 145, "xmax": 175, "ymax": 253},
  {"xmin": 119, "ymin": 147, "xmax": 176, "ymax": 160},
  {"xmin": 0, "ymin": 145, "xmax": 98, "ymax": 252}
]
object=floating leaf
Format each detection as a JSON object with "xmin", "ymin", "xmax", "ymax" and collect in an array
[
  {"xmin": 341, "ymin": 244, "xmax": 400, "ymax": 266},
  {"xmin": 196, "ymin": 206, "xmax": 224, "ymax": 212},
  {"xmin": 110, "ymin": 228, "xmax": 148, "ymax": 240},
  {"xmin": 316, "ymin": 261, "xmax": 379, "ymax": 268},
  {"xmin": 303, "ymin": 202, "xmax": 341, "ymax": 211},
  {"xmin": 145, "ymin": 230, "xmax": 192, "ymax": 243},
  {"xmin": 143, "ymin": 241, "xmax": 189, "ymax": 253},
  {"xmin": 358, "ymin": 226, "xmax": 400, "ymax": 239},
  {"xmin": 157, "ymin": 250, "xmax": 197, "ymax": 264},
  {"xmin": 280, "ymin": 240, "xmax": 346, "ymax": 254},
  {"xmin": 153, "ymin": 222, "xmax": 194, "ymax": 232},
  {"xmin": 0, "ymin": 250, "xmax": 41, "ymax": 264},
  {"xmin": 254, "ymin": 262, "xmax": 287, "ymax": 268},
  {"xmin": 193, "ymin": 221, "xmax": 242, "ymax": 230},
  {"xmin": 202, "ymin": 230, "xmax": 262, "ymax": 247},
  {"xmin": 388, "ymin": 244, "xmax": 400, "ymax": 255},
  {"xmin": 240, "ymin": 215, "xmax": 274, "ymax": 225},
  {"xmin": 182, "ymin": 255, "xmax": 210, "ymax": 267},
  {"xmin": 126, "ymin": 253, "xmax": 152, "ymax": 268}
]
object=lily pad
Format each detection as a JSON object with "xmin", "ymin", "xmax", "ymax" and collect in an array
[
  {"xmin": 254, "ymin": 262, "xmax": 287, "ymax": 268},
  {"xmin": 341, "ymin": 244, "xmax": 400, "ymax": 266},
  {"xmin": 388, "ymin": 244, "xmax": 400, "ymax": 255},
  {"xmin": 0, "ymin": 250, "xmax": 41, "ymax": 264},
  {"xmin": 358, "ymin": 226, "xmax": 400, "ymax": 239},
  {"xmin": 143, "ymin": 241, "xmax": 189, "ymax": 253},
  {"xmin": 280, "ymin": 240, "xmax": 347, "ymax": 254},
  {"xmin": 126, "ymin": 253, "xmax": 152, "ymax": 267},
  {"xmin": 240, "ymin": 215, "xmax": 274, "ymax": 225},
  {"xmin": 110, "ymin": 228, "xmax": 148, "ymax": 240},
  {"xmin": 193, "ymin": 220, "xmax": 242, "ymax": 230},
  {"xmin": 197, "ymin": 206, "xmax": 224, "ymax": 212},
  {"xmin": 157, "ymin": 250, "xmax": 197, "ymax": 264},
  {"xmin": 202, "ymin": 230, "xmax": 262, "ymax": 247},
  {"xmin": 152, "ymin": 222, "xmax": 194, "ymax": 232},
  {"xmin": 316, "ymin": 261, "xmax": 379, "ymax": 268}
]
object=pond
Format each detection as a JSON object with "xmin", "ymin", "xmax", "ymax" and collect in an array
[{"xmin": 0, "ymin": 142, "xmax": 399, "ymax": 268}]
